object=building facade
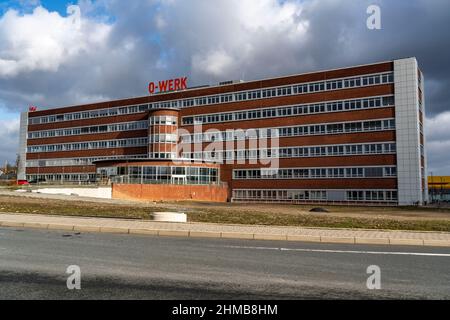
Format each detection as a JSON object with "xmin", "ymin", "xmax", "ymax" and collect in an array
[{"xmin": 18, "ymin": 57, "xmax": 428, "ymax": 205}]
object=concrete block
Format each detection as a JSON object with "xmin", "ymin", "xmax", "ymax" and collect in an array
[{"xmin": 151, "ymin": 212, "xmax": 187, "ymax": 223}]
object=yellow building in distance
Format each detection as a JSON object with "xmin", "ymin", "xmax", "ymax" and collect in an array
[{"xmin": 428, "ymin": 176, "xmax": 450, "ymax": 202}]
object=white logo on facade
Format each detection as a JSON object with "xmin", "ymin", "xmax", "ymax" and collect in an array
[
  {"xmin": 66, "ymin": 265, "xmax": 81, "ymax": 290},
  {"xmin": 366, "ymin": 265, "xmax": 381, "ymax": 290},
  {"xmin": 366, "ymin": 5, "xmax": 382, "ymax": 30},
  {"xmin": 175, "ymin": 124, "xmax": 280, "ymax": 170}
]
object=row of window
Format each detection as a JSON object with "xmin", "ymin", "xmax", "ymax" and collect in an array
[
  {"xmin": 181, "ymin": 119, "xmax": 396, "ymax": 143},
  {"xmin": 29, "ymin": 104, "xmax": 150, "ymax": 125},
  {"xmin": 233, "ymin": 167, "xmax": 397, "ymax": 180},
  {"xmin": 149, "ymin": 134, "xmax": 178, "ymax": 143},
  {"xmin": 183, "ymin": 142, "xmax": 397, "ymax": 161},
  {"xmin": 26, "ymin": 174, "xmax": 98, "ymax": 182},
  {"xmin": 182, "ymin": 72, "xmax": 393, "ymax": 107},
  {"xmin": 26, "ymin": 154, "xmax": 147, "ymax": 168},
  {"xmin": 29, "ymin": 72, "xmax": 394, "ymax": 125},
  {"xmin": 347, "ymin": 191, "xmax": 398, "ymax": 201},
  {"xmin": 28, "ymin": 121, "xmax": 148, "ymax": 139},
  {"xmin": 27, "ymin": 138, "xmax": 148, "ymax": 153},
  {"xmin": 232, "ymin": 189, "xmax": 398, "ymax": 202},
  {"xmin": 149, "ymin": 116, "xmax": 178, "ymax": 126},
  {"xmin": 149, "ymin": 152, "xmax": 177, "ymax": 160},
  {"xmin": 182, "ymin": 96, "xmax": 395, "ymax": 125},
  {"xmin": 233, "ymin": 189, "xmax": 327, "ymax": 201}
]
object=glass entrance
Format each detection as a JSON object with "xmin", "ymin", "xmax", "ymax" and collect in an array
[{"xmin": 171, "ymin": 175, "xmax": 187, "ymax": 185}]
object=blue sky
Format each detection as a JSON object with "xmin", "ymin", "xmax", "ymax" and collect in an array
[
  {"xmin": 0, "ymin": 105, "xmax": 18, "ymax": 122},
  {"xmin": 1, "ymin": 0, "xmax": 76, "ymax": 15},
  {"xmin": 38, "ymin": 0, "xmax": 71, "ymax": 14},
  {"xmin": 0, "ymin": 0, "xmax": 450, "ymax": 174}
]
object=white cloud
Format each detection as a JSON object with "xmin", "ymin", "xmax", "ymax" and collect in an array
[
  {"xmin": 0, "ymin": 5, "xmax": 111, "ymax": 77},
  {"xmin": 0, "ymin": 118, "xmax": 19, "ymax": 163},
  {"xmin": 159, "ymin": 0, "xmax": 309, "ymax": 80},
  {"xmin": 192, "ymin": 50, "xmax": 234, "ymax": 77},
  {"xmin": 426, "ymin": 112, "xmax": 450, "ymax": 142},
  {"xmin": 425, "ymin": 113, "xmax": 450, "ymax": 174},
  {"xmin": 0, "ymin": 0, "xmax": 450, "ymax": 175}
]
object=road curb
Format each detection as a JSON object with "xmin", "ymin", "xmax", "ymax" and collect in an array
[
  {"xmin": 189, "ymin": 231, "xmax": 222, "ymax": 239},
  {"xmin": 23, "ymin": 222, "xmax": 49, "ymax": 229},
  {"xmin": 320, "ymin": 236, "xmax": 355, "ymax": 244},
  {"xmin": 423, "ymin": 240, "xmax": 450, "ymax": 247},
  {"xmin": 158, "ymin": 230, "xmax": 190, "ymax": 237},
  {"xmin": 221, "ymin": 232, "xmax": 254, "ymax": 240},
  {"xmin": 389, "ymin": 238, "xmax": 425, "ymax": 246},
  {"xmin": 254, "ymin": 234, "xmax": 288, "ymax": 241},
  {"xmin": 2, "ymin": 219, "xmax": 450, "ymax": 247},
  {"xmin": 287, "ymin": 235, "xmax": 321, "ymax": 242},
  {"xmin": 47, "ymin": 224, "xmax": 75, "ymax": 231},
  {"xmin": 73, "ymin": 225, "xmax": 101, "ymax": 233},
  {"xmin": 355, "ymin": 238, "xmax": 390, "ymax": 245},
  {"xmin": 129, "ymin": 229, "xmax": 159, "ymax": 236},
  {"xmin": 1, "ymin": 221, "xmax": 25, "ymax": 228},
  {"xmin": 100, "ymin": 227, "xmax": 130, "ymax": 234}
]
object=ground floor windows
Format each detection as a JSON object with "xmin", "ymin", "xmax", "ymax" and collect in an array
[
  {"xmin": 26, "ymin": 174, "xmax": 97, "ymax": 183},
  {"xmin": 233, "ymin": 166, "xmax": 397, "ymax": 180},
  {"xmin": 109, "ymin": 165, "xmax": 219, "ymax": 185},
  {"xmin": 232, "ymin": 189, "xmax": 398, "ymax": 203}
]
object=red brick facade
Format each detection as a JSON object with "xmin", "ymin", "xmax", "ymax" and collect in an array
[{"xmin": 23, "ymin": 60, "xmax": 411, "ymax": 204}]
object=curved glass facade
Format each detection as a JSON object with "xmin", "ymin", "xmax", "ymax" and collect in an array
[{"xmin": 111, "ymin": 165, "xmax": 219, "ymax": 185}]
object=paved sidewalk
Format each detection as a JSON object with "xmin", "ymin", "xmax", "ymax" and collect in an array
[{"xmin": 1, "ymin": 212, "xmax": 450, "ymax": 247}]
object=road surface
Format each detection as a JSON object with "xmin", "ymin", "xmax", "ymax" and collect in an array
[{"xmin": 0, "ymin": 227, "xmax": 449, "ymax": 299}]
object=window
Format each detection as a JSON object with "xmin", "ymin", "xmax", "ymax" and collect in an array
[
  {"xmin": 385, "ymin": 167, "xmax": 397, "ymax": 177},
  {"xmin": 347, "ymin": 191, "xmax": 364, "ymax": 201},
  {"xmin": 365, "ymin": 167, "xmax": 384, "ymax": 177},
  {"xmin": 346, "ymin": 168, "xmax": 364, "ymax": 178}
]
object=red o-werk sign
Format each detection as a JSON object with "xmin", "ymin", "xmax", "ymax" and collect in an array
[{"xmin": 148, "ymin": 77, "xmax": 188, "ymax": 95}]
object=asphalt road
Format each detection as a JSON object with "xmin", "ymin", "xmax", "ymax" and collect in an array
[{"xmin": 0, "ymin": 227, "xmax": 449, "ymax": 299}]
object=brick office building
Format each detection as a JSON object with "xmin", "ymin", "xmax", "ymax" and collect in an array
[{"xmin": 18, "ymin": 57, "xmax": 428, "ymax": 205}]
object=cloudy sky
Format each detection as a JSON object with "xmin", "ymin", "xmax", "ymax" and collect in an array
[{"xmin": 0, "ymin": 0, "xmax": 449, "ymax": 174}]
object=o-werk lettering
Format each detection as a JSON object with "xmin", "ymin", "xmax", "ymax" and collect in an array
[{"xmin": 149, "ymin": 77, "xmax": 188, "ymax": 94}]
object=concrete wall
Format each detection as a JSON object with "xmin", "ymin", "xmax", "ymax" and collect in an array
[
  {"xmin": 32, "ymin": 187, "xmax": 112, "ymax": 199},
  {"xmin": 113, "ymin": 184, "xmax": 229, "ymax": 202},
  {"xmin": 17, "ymin": 112, "xmax": 28, "ymax": 181}
]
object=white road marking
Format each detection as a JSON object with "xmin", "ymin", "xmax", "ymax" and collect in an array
[{"xmin": 222, "ymin": 245, "xmax": 450, "ymax": 257}]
